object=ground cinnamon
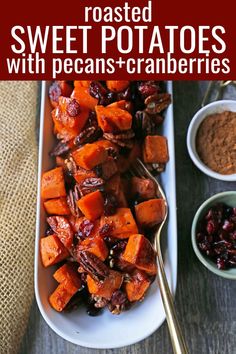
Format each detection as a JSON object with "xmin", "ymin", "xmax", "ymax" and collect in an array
[{"xmin": 196, "ymin": 110, "xmax": 236, "ymax": 175}]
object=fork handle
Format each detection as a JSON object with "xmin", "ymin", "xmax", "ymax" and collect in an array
[{"xmin": 155, "ymin": 241, "xmax": 188, "ymax": 354}]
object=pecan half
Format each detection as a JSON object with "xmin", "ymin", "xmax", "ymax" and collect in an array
[
  {"xmin": 50, "ymin": 141, "xmax": 70, "ymax": 157},
  {"xmin": 78, "ymin": 177, "xmax": 105, "ymax": 197},
  {"xmin": 105, "ymin": 130, "xmax": 135, "ymax": 140},
  {"xmin": 74, "ymin": 126, "xmax": 102, "ymax": 146},
  {"xmin": 145, "ymin": 93, "xmax": 171, "ymax": 115},
  {"xmin": 78, "ymin": 251, "xmax": 109, "ymax": 281},
  {"xmin": 103, "ymin": 129, "xmax": 135, "ymax": 149},
  {"xmin": 92, "ymin": 294, "xmax": 108, "ymax": 308},
  {"xmin": 67, "ymin": 185, "xmax": 82, "ymax": 217},
  {"xmin": 108, "ymin": 290, "xmax": 129, "ymax": 315},
  {"xmin": 134, "ymin": 110, "xmax": 156, "ymax": 136}
]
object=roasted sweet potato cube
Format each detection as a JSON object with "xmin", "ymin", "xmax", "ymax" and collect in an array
[
  {"xmin": 107, "ymin": 100, "xmax": 127, "ymax": 110},
  {"xmin": 47, "ymin": 216, "xmax": 74, "ymax": 249},
  {"xmin": 52, "ymin": 113, "xmax": 80, "ymax": 142},
  {"xmin": 101, "ymin": 157, "xmax": 118, "ymax": 180},
  {"xmin": 44, "ymin": 197, "xmax": 70, "ymax": 215},
  {"xmin": 53, "ymin": 262, "xmax": 81, "ymax": 288},
  {"xmin": 52, "ymin": 100, "xmax": 89, "ymax": 140},
  {"xmin": 41, "ymin": 167, "xmax": 66, "ymax": 199},
  {"xmin": 77, "ymin": 236, "xmax": 108, "ymax": 261},
  {"xmin": 101, "ymin": 208, "xmax": 138, "ymax": 239},
  {"xmin": 125, "ymin": 270, "xmax": 151, "ymax": 302},
  {"xmin": 121, "ymin": 234, "xmax": 157, "ymax": 275},
  {"xmin": 143, "ymin": 135, "xmax": 169, "ymax": 164},
  {"xmin": 73, "ymin": 166, "xmax": 97, "ymax": 183},
  {"xmin": 40, "ymin": 234, "xmax": 69, "ymax": 267},
  {"xmin": 77, "ymin": 190, "xmax": 104, "ymax": 221},
  {"xmin": 106, "ymin": 81, "xmax": 129, "ymax": 92},
  {"xmin": 71, "ymin": 86, "xmax": 98, "ymax": 110},
  {"xmin": 74, "ymin": 80, "xmax": 91, "ymax": 88},
  {"xmin": 95, "ymin": 105, "xmax": 132, "ymax": 132},
  {"xmin": 135, "ymin": 199, "xmax": 166, "ymax": 228},
  {"xmin": 131, "ymin": 177, "xmax": 156, "ymax": 200},
  {"xmin": 72, "ymin": 143, "xmax": 108, "ymax": 170},
  {"xmin": 49, "ymin": 279, "xmax": 79, "ymax": 312},
  {"xmin": 87, "ymin": 270, "xmax": 123, "ymax": 299},
  {"xmin": 56, "ymin": 96, "xmax": 89, "ymax": 130}
]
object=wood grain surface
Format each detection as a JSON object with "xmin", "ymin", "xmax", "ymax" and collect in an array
[{"xmin": 19, "ymin": 81, "xmax": 236, "ymax": 354}]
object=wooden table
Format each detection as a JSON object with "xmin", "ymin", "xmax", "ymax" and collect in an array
[{"xmin": 19, "ymin": 81, "xmax": 236, "ymax": 354}]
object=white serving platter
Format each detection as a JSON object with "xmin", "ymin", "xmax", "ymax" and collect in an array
[{"xmin": 35, "ymin": 81, "xmax": 177, "ymax": 349}]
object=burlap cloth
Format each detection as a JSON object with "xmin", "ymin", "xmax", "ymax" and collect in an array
[{"xmin": 0, "ymin": 82, "xmax": 38, "ymax": 354}]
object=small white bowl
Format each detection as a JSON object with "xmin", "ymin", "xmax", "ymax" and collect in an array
[
  {"xmin": 187, "ymin": 100, "xmax": 236, "ymax": 181},
  {"xmin": 191, "ymin": 191, "xmax": 236, "ymax": 280}
]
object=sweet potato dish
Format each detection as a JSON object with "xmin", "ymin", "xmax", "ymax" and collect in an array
[{"xmin": 41, "ymin": 80, "xmax": 171, "ymax": 315}]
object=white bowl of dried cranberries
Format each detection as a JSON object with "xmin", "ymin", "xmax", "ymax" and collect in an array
[{"xmin": 192, "ymin": 191, "xmax": 236, "ymax": 279}]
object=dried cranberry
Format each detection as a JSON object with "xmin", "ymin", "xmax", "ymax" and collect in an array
[
  {"xmin": 219, "ymin": 230, "xmax": 229, "ymax": 241},
  {"xmin": 103, "ymin": 236, "xmax": 118, "ymax": 247},
  {"xmin": 198, "ymin": 241, "xmax": 211, "ymax": 252},
  {"xmin": 103, "ymin": 193, "xmax": 118, "ymax": 216},
  {"xmin": 222, "ymin": 220, "xmax": 234, "ymax": 232},
  {"xmin": 89, "ymin": 81, "xmax": 107, "ymax": 100},
  {"xmin": 49, "ymin": 81, "xmax": 73, "ymax": 106},
  {"xmin": 232, "ymin": 231, "xmax": 236, "ymax": 240},
  {"xmin": 110, "ymin": 241, "xmax": 127, "ymax": 258},
  {"xmin": 196, "ymin": 202, "xmax": 236, "ymax": 270},
  {"xmin": 206, "ymin": 220, "xmax": 218, "ymax": 235},
  {"xmin": 110, "ymin": 290, "xmax": 127, "ymax": 306},
  {"xmin": 117, "ymin": 86, "xmax": 131, "ymax": 101},
  {"xmin": 205, "ymin": 208, "xmax": 214, "ymax": 221},
  {"xmin": 137, "ymin": 81, "xmax": 160, "ymax": 99},
  {"xmin": 78, "ymin": 220, "xmax": 94, "ymax": 239},
  {"xmin": 49, "ymin": 81, "xmax": 62, "ymax": 104},
  {"xmin": 99, "ymin": 92, "xmax": 115, "ymax": 106},
  {"xmin": 89, "ymin": 81, "xmax": 114, "ymax": 106},
  {"xmin": 217, "ymin": 257, "xmax": 226, "ymax": 270},
  {"xmin": 213, "ymin": 242, "xmax": 226, "ymax": 255},
  {"xmin": 66, "ymin": 99, "xmax": 81, "ymax": 117},
  {"xmin": 100, "ymin": 223, "xmax": 113, "ymax": 238}
]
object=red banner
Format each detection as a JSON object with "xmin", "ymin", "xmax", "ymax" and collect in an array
[{"xmin": 0, "ymin": 0, "xmax": 236, "ymax": 80}]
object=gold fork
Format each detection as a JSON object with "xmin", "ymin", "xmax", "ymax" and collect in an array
[{"xmin": 130, "ymin": 158, "xmax": 188, "ymax": 354}]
